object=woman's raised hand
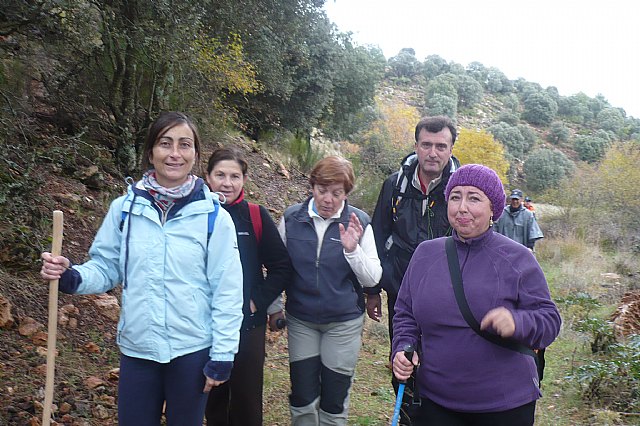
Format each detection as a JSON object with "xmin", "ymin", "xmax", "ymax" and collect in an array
[{"xmin": 338, "ymin": 212, "xmax": 363, "ymax": 253}]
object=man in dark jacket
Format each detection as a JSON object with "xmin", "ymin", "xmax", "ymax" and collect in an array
[{"xmin": 365, "ymin": 116, "xmax": 459, "ymax": 424}]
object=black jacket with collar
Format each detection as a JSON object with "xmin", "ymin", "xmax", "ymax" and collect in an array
[{"xmin": 369, "ymin": 155, "xmax": 456, "ymax": 296}]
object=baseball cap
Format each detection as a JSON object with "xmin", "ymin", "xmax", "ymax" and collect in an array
[{"xmin": 509, "ymin": 189, "xmax": 523, "ymax": 200}]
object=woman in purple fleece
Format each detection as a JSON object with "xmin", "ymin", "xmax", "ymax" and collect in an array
[{"xmin": 392, "ymin": 164, "xmax": 561, "ymax": 426}]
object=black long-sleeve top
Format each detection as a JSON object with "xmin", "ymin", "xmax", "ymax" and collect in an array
[{"xmin": 222, "ymin": 200, "xmax": 292, "ymax": 330}]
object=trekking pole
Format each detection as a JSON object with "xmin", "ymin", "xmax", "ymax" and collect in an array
[
  {"xmin": 42, "ymin": 210, "xmax": 63, "ymax": 425},
  {"xmin": 391, "ymin": 344, "xmax": 415, "ymax": 426}
]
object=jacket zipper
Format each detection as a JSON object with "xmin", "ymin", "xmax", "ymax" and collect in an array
[{"xmin": 160, "ymin": 204, "xmax": 175, "ymax": 225}]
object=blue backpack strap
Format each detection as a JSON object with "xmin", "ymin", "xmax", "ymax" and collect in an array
[
  {"xmin": 121, "ymin": 192, "xmax": 136, "ymax": 289},
  {"xmin": 207, "ymin": 200, "xmax": 219, "ymax": 244},
  {"xmin": 204, "ymin": 199, "xmax": 220, "ymax": 273},
  {"xmin": 120, "ymin": 211, "xmax": 128, "ymax": 231},
  {"xmin": 120, "ymin": 177, "xmax": 136, "ymax": 232}
]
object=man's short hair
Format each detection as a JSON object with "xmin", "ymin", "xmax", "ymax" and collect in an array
[{"xmin": 414, "ymin": 116, "xmax": 457, "ymax": 146}]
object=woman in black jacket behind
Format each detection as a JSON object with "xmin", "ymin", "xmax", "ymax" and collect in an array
[{"xmin": 204, "ymin": 146, "xmax": 291, "ymax": 426}]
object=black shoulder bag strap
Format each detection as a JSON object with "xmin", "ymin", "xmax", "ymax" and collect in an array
[{"xmin": 445, "ymin": 237, "xmax": 539, "ymax": 361}]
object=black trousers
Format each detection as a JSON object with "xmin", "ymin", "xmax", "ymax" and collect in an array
[
  {"xmin": 412, "ymin": 398, "xmax": 536, "ymax": 426},
  {"xmin": 387, "ymin": 291, "xmax": 398, "ymax": 349},
  {"xmin": 205, "ymin": 325, "xmax": 266, "ymax": 426},
  {"xmin": 388, "ymin": 292, "xmax": 419, "ymax": 425}
]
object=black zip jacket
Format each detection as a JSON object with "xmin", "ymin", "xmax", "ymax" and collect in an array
[{"xmin": 369, "ymin": 156, "xmax": 455, "ymax": 296}]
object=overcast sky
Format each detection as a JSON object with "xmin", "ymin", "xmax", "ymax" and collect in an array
[{"xmin": 324, "ymin": 0, "xmax": 640, "ymax": 118}]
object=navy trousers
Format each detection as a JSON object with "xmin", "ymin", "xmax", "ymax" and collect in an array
[{"xmin": 117, "ymin": 348, "xmax": 210, "ymax": 426}]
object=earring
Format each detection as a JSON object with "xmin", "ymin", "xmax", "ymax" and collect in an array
[{"xmin": 489, "ymin": 215, "xmax": 494, "ymax": 227}]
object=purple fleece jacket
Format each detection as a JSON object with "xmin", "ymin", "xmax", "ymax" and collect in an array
[{"xmin": 392, "ymin": 228, "xmax": 561, "ymax": 413}]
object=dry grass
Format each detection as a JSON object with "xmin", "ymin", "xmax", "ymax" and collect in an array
[
  {"xmin": 535, "ymin": 231, "xmax": 640, "ymax": 425},
  {"xmin": 536, "ymin": 236, "xmax": 619, "ymax": 299}
]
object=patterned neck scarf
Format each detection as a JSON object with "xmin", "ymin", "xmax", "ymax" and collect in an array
[{"xmin": 142, "ymin": 170, "xmax": 197, "ymax": 211}]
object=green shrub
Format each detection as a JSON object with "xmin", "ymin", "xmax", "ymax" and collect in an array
[
  {"xmin": 425, "ymin": 93, "xmax": 457, "ymax": 120},
  {"xmin": 518, "ymin": 124, "xmax": 538, "ymax": 152},
  {"xmin": 570, "ymin": 334, "xmax": 640, "ymax": 413},
  {"xmin": 596, "ymin": 107, "xmax": 625, "ymax": 136},
  {"xmin": 522, "ymin": 91, "xmax": 558, "ymax": 126},
  {"xmin": 574, "ymin": 134, "xmax": 610, "ymax": 163},
  {"xmin": 348, "ymin": 168, "xmax": 384, "ymax": 214},
  {"xmin": 555, "ymin": 293, "xmax": 601, "ymax": 319},
  {"xmin": 547, "ymin": 121, "xmax": 571, "ymax": 145},
  {"xmin": 574, "ymin": 318, "xmax": 617, "ymax": 354},
  {"xmin": 523, "ymin": 148, "xmax": 573, "ymax": 191},
  {"xmin": 288, "ymin": 134, "xmax": 324, "ymax": 173},
  {"xmin": 497, "ymin": 111, "xmax": 519, "ymax": 125},
  {"xmin": 488, "ymin": 122, "xmax": 526, "ymax": 159}
]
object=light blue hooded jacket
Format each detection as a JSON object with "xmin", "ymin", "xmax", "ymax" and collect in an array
[{"xmin": 70, "ymin": 180, "xmax": 243, "ymax": 364}]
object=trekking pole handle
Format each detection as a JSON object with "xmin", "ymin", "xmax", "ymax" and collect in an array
[{"xmin": 399, "ymin": 344, "xmax": 415, "ymax": 384}]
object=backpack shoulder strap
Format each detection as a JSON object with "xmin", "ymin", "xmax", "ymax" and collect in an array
[
  {"xmin": 120, "ymin": 192, "xmax": 137, "ymax": 289},
  {"xmin": 207, "ymin": 200, "xmax": 219, "ymax": 243},
  {"xmin": 248, "ymin": 202, "xmax": 262, "ymax": 244},
  {"xmin": 391, "ymin": 156, "xmax": 429, "ymax": 209},
  {"xmin": 391, "ymin": 169, "xmax": 409, "ymax": 220},
  {"xmin": 119, "ymin": 193, "xmax": 133, "ymax": 232},
  {"xmin": 120, "ymin": 211, "xmax": 128, "ymax": 231}
]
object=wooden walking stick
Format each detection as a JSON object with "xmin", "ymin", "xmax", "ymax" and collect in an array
[{"xmin": 42, "ymin": 210, "xmax": 63, "ymax": 425}]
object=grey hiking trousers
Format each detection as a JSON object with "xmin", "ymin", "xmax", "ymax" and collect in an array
[{"xmin": 287, "ymin": 314, "xmax": 365, "ymax": 426}]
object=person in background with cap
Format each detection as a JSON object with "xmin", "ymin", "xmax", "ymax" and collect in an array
[
  {"xmin": 495, "ymin": 189, "xmax": 543, "ymax": 252},
  {"xmin": 392, "ymin": 165, "xmax": 560, "ymax": 425},
  {"xmin": 523, "ymin": 196, "xmax": 536, "ymax": 218}
]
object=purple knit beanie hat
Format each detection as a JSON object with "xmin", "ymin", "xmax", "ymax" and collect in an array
[{"xmin": 445, "ymin": 164, "xmax": 506, "ymax": 220}]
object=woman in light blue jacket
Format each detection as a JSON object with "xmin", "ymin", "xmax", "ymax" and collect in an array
[{"xmin": 40, "ymin": 112, "xmax": 243, "ymax": 426}]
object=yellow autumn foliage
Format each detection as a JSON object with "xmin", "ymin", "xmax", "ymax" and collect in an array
[
  {"xmin": 368, "ymin": 97, "xmax": 420, "ymax": 149},
  {"xmin": 192, "ymin": 33, "xmax": 262, "ymax": 97},
  {"xmin": 453, "ymin": 128, "xmax": 509, "ymax": 183},
  {"xmin": 598, "ymin": 143, "xmax": 640, "ymax": 213}
]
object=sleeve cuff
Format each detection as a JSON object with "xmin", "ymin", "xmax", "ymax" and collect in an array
[
  {"xmin": 59, "ymin": 267, "xmax": 82, "ymax": 294},
  {"xmin": 266, "ymin": 294, "xmax": 284, "ymax": 315},
  {"xmin": 203, "ymin": 360, "xmax": 234, "ymax": 381},
  {"xmin": 363, "ymin": 285, "xmax": 382, "ymax": 295}
]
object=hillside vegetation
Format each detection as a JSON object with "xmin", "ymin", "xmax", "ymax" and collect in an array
[{"xmin": 2, "ymin": 1, "xmax": 640, "ymax": 425}]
